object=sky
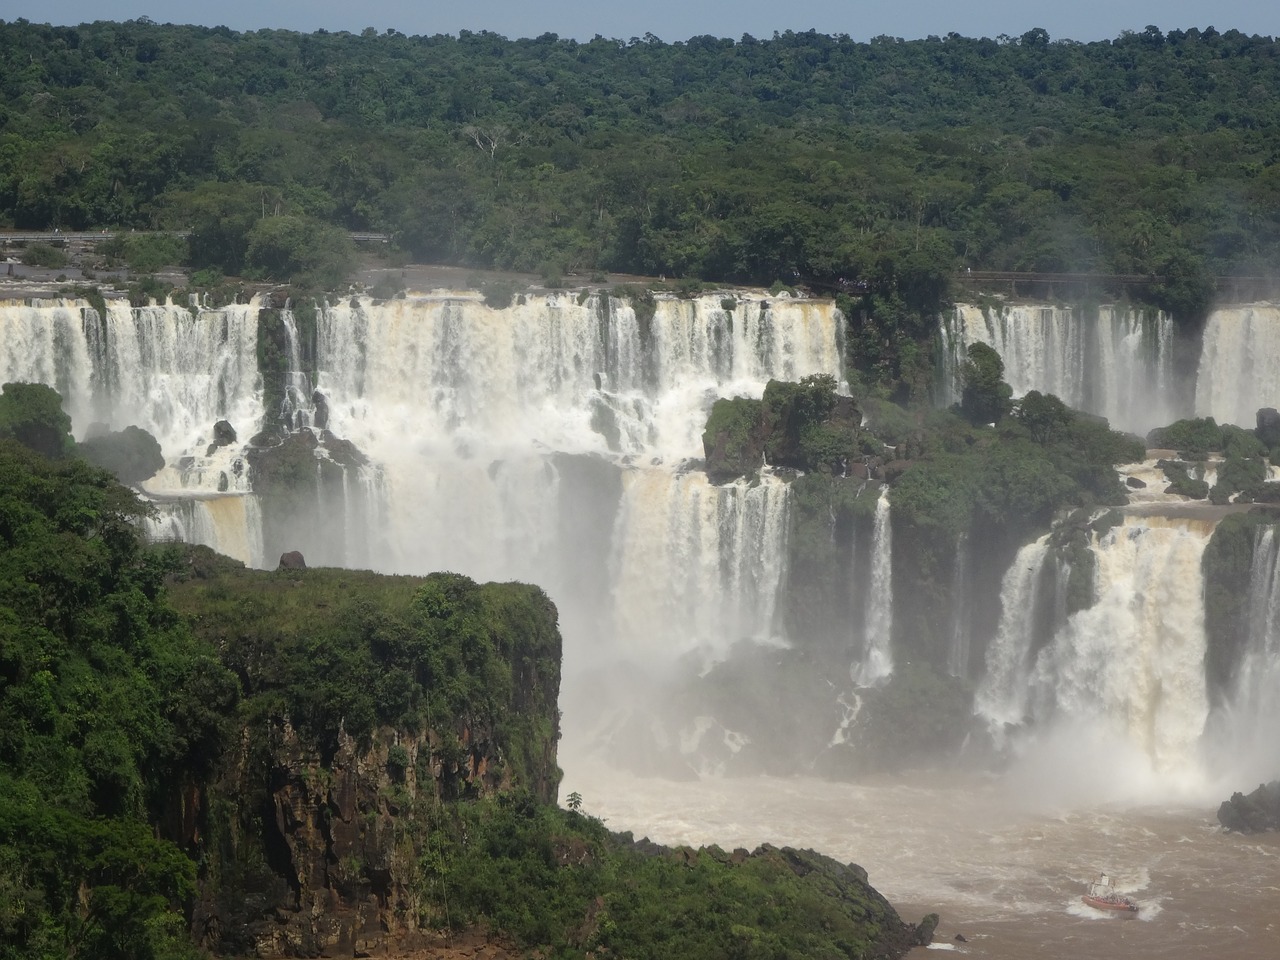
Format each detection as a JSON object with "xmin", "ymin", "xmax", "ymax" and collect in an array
[{"xmin": 6, "ymin": 1, "xmax": 1277, "ymax": 44}]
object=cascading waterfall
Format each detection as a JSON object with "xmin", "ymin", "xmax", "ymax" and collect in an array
[
  {"xmin": 313, "ymin": 292, "xmax": 844, "ymax": 462},
  {"xmin": 1195, "ymin": 304, "xmax": 1280, "ymax": 428},
  {"xmin": 1239, "ymin": 526, "xmax": 1280, "ymax": 714},
  {"xmin": 0, "ymin": 297, "xmax": 264, "ymax": 495},
  {"xmin": 15, "ymin": 288, "xmax": 1280, "ymax": 782},
  {"xmin": 279, "ymin": 307, "xmax": 312, "ymax": 429},
  {"xmin": 145, "ymin": 495, "xmax": 264, "ymax": 568},
  {"xmin": 979, "ymin": 518, "xmax": 1212, "ymax": 776},
  {"xmin": 975, "ymin": 536, "xmax": 1052, "ymax": 727},
  {"xmin": 940, "ymin": 303, "xmax": 1177, "ymax": 434},
  {"xmin": 855, "ymin": 488, "xmax": 894, "ymax": 686},
  {"xmin": 1208, "ymin": 524, "xmax": 1280, "ymax": 777},
  {"xmin": 947, "ymin": 533, "xmax": 973, "ymax": 680},
  {"xmin": 609, "ymin": 468, "xmax": 791, "ymax": 665}
]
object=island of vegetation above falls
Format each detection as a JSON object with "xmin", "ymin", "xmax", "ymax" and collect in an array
[{"xmin": 0, "ymin": 384, "xmax": 930, "ymax": 959}]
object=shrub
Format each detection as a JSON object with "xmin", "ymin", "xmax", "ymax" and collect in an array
[{"xmin": 19, "ymin": 242, "xmax": 68, "ymax": 268}]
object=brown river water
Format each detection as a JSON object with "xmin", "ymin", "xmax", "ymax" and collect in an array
[{"xmin": 560, "ymin": 761, "xmax": 1280, "ymax": 959}]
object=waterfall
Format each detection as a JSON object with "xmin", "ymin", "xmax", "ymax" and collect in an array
[
  {"xmin": 1207, "ymin": 524, "xmax": 1280, "ymax": 778},
  {"xmin": 145, "ymin": 495, "xmax": 263, "ymax": 568},
  {"xmin": 280, "ymin": 307, "xmax": 312, "ymax": 429},
  {"xmin": 313, "ymin": 293, "xmax": 844, "ymax": 462},
  {"xmin": 1240, "ymin": 527, "xmax": 1280, "ymax": 713},
  {"xmin": 975, "ymin": 536, "xmax": 1053, "ymax": 727},
  {"xmin": 0, "ymin": 299, "xmax": 97, "ymax": 432},
  {"xmin": 940, "ymin": 304, "xmax": 1177, "ymax": 433},
  {"xmin": 1195, "ymin": 304, "xmax": 1280, "ymax": 428},
  {"xmin": 0, "ymin": 297, "xmax": 264, "ymax": 494},
  {"xmin": 855, "ymin": 488, "xmax": 894, "ymax": 686},
  {"xmin": 980, "ymin": 518, "xmax": 1212, "ymax": 775},
  {"xmin": 947, "ymin": 533, "xmax": 973, "ymax": 679},
  {"xmin": 608, "ymin": 469, "xmax": 791, "ymax": 666}
]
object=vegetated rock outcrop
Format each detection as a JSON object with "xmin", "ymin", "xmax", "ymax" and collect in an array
[
  {"xmin": 158, "ymin": 553, "xmax": 929, "ymax": 959},
  {"xmin": 702, "ymin": 373, "xmax": 868, "ymax": 482},
  {"xmin": 1218, "ymin": 781, "xmax": 1280, "ymax": 833},
  {"xmin": 164, "ymin": 555, "xmax": 564, "ymax": 957}
]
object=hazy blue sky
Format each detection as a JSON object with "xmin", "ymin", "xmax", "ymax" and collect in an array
[{"xmin": 7, "ymin": 1, "xmax": 1277, "ymax": 43}]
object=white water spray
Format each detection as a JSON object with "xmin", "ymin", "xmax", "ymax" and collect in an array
[{"xmin": 855, "ymin": 488, "xmax": 894, "ymax": 686}]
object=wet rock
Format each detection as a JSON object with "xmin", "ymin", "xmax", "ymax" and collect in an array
[
  {"xmin": 278, "ymin": 551, "xmax": 306, "ymax": 570},
  {"xmin": 311, "ymin": 391, "xmax": 329, "ymax": 431},
  {"xmin": 1218, "ymin": 780, "xmax": 1280, "ymax": 833},
  {"xmin": 213, "ymin": 419, "xmax": 237, "ymax": 446},
  {"xmin": 1257, "ymin": 408, "xmax": 1280, "ymax": 449},
  {"xmin": 913, "ymin": 912, "xmax": 939, "ymax": 945}
]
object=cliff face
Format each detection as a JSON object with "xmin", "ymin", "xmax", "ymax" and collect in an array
[
  {"xmin": 163, "ymin": 557, "xmax": 563, "ymax": 958},
  {"xmin": 1218, "ymin": 781, "xmax": 1280, "ymax": 834},
  {"xmin": 192, "ymin": 721, "xmax": 524, "ymax": 957}
]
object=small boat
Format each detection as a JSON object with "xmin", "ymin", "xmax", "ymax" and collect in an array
[{"xmin": 1082, "ymin": 872, "xmax": 1139, "ymax": 914}]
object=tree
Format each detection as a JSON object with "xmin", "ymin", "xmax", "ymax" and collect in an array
[
  {"xmin": 244, "ymin": 213, "xmax": 355, "ymax": 289},
  {"xmin": 959, "ymin": 344, "xmax": 1012, "ymax": 426},
  {"xmin": 0, "ymin": 382, "xmax": 75, "ymax": 459},
  {"xmin": 77, "ymin": 425, "xmax": 165, "ymax": 485},
  {"xmin": 1015, "ymin": 390, "xmax": 1070, "ymax": 444}
]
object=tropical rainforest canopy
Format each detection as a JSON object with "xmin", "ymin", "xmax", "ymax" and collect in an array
[{"xmin": 1, "ymin": 18, "xmax": 1277, "ymax": 305}]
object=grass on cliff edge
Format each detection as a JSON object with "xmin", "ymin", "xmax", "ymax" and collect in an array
[{"xmin": 165, "ymin": 550, "xmax": 561, "ymax": 785}]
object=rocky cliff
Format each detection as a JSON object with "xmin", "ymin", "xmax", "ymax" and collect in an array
[
  {"xmin": 1218, "ymin": 781, "xmax": 1280, "ymax": 833},
  {"xmin": 164, "ymin": 552, "xmax": 562, "ymax": 957}
]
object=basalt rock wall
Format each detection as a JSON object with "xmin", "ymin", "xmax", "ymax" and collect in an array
[{"xmin": 163, "ymin": 557, "xmax": 562, "ymax": 957}]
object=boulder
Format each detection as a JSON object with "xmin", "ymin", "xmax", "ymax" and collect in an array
[
  {"xmin": 1257, "ymin": 408, "xmax": 1280, "ymax": 449},
  {"xmin": 278, "ymin": 551, "xmax": 307, "ymax": 570},
  {"xmin": 213, "ymin": 419, "xmax": 237, "ymax": 446},
  {"xmin": 1218, "ymin": 781, "xmax": 1280, "ymax": 833},
  {"xmin": 311, "ymin": 391, "xmax": 329, "ymax": 432},
  {"xmin": 913, "ymin": 913, "xmax": 940, "ymax": 946}
]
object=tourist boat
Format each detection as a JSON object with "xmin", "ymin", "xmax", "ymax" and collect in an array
[{"xmin": 1082, "ymin": 873, "xmax": 1139, "ymax": 914}]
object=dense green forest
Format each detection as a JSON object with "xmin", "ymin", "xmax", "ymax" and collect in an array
[{"xmin": 2, "ymin": 18, "xmax": 1278, "ymax": 309}]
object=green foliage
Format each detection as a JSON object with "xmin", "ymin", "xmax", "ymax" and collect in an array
[
  {"xmin": 0, "ymin": 439, "xmax": 227, "ymax": 958},
  {"xmin": 761, "ymin": 374, "xmax": 859, "ymax": 472},
  {"xmin": 1158, "ymin": 459, "xmax": 1210, "ymax": 499},
  {"xmin": 244, "ymin": 214, "xmax": 355, "ymax": 290},
  {"xmin": 702, "ymin": 396, "xmax": 764, "ymax": 482},
  {"xmin": 0, "ymin": 789, "xmax": 201, "ymax": 960},
  {"xmin": 891, "ymin": 454, "xmax": 980, "ymax": 542},
  {"xmin": 0, "ymin": 382, "xmax": 75, "ymax": 459},
  {"xmin": 1148, "ymin": 417, "xmax": 1224, "ymax": 457},
  {"xmin": 421, "ymin": 796, "xmax": 910, "ymax": 958},
  {"xmin": 973, "ymin": 438, "xmax": 1079, "ymax": 523},
  {"xmin": 481, "ymin": 279, "xmax": 520, "ymax": 310},
  {"xmin": 1222, "ymin": 424, "xmax": 1266, "ymax": 460},
  {"xmin": 1211, "ymin": 456, "xmax": 1268, "ymax": 504},
  {"xmin": 18, "ymin": 242, "xmax": 69, "ymax": 269},
  {"xmin": 168, "ymin": 565, "xmax": 560, "ymax": 791},
  {"xmin": 1015, "ymin": 391, "xmax": 1071, "ymax": 444},
  {"xmin": 77, "ymin": 426, "xmax": 166, "ymax": 485},
  {"xmin": 1, "ymin": 21, "xmax": 1279, "ymax": 313},
  {"xmin": 100, "ymin": 233, "xmax": 188, "ymax": 274},
  {"xmin": 959, "ymin": 343, "xmax": 1013, "ymax": 426}
]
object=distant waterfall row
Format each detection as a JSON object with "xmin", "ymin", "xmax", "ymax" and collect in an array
[
  {"xmin": 940, "ymin": 303, "xmax": 1280, "ymax": 434},
  {"xmin": 8, "ymin": 293, "xmax": 1280, "ymax": 782}
]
